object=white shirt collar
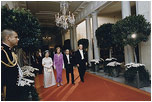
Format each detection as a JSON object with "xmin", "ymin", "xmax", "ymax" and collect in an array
[
  {"xmin": 2, "ymin": 42, "xmax": 11, "ymax": 48},
  {"xmin": 79, "ymin": 49, "xmax": 83, "ymax": 51},
  {"xmin": 66, "ymin": 54, "xmax": 69, "ymax": 58},
  {"xmin": 79, "ymin": 49, "xmax": 84, "ymax": 59}
]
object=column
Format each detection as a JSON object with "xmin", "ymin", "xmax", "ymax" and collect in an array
[
  {"xmin": 136, "ymin": 1, "xmax": 151, "ymax": 74},
  {"xmin": 85, "ymin": 17, "xmax": 93, "ymax": 64},
  {"xmin": 73, "ymin": 25, "xmax": 77, "ymax": 51},
  {"xmin": 61, "ymin": 30, "xmax": 65, "ymax": 46},
  {"xmin": 70, "ymin": 28, "xmax": 74, "ymax": 50},
  {"xmin": 121, "ymin": 1, "xmax": 134, "ymax": 64},
  {"xmin": 91, "ymin": 12, "xmax": 100, "ymax": 59}
]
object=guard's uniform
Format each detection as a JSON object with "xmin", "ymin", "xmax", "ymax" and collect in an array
[{"xmin": 1, "ymin": 43, "xmax": 19, "ymax": 101}]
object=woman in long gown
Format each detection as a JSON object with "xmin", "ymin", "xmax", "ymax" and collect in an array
[
  {"xmin": 42, "ymin": 50, "xmax": 56, "ymax": 88},
  {"xmin": 53, "ymin": 47, "xmax": 64, "ymax": 87}
]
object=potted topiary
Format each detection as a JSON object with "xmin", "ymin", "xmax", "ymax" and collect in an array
[
  {"xmin": 17, "ymin": 66, "xmax": 39, "ymax": 100},
  {"xmin": 106, "ymin": 61, "xmax": 121, "ymax": 77},
  {"xmin": 112, "ymin": 14, "xmax": 151, "ymax": 87},
  {"xmin": 90, "ymin": 58, "xmax": 104, "ymax": 72},
  {"xmin": 96, "ymin": 23, "xmax": 122, "ymax": 75}
]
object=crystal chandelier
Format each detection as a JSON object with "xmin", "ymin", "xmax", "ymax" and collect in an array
[{"xmin": 55, "ymin": 1, "xmax": 75, "ymax": 29}]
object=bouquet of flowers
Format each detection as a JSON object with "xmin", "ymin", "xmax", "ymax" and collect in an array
[
  {"xmin": 17, "ymin": 77, "xmax": 34, "ymax": 87},
  {"xmin": 106, "ymin": 61, "xmax": 121, "ymax": 77},
  {"xmin": 21, "ymin": 66, "xmax": 39, "ymax": 72},
  {"xmin": 105, "ymin": 58, "xmax": 117, "ymax": 62},
  {"xmin": 107, "ymin": 61, "xmax": 121, "ymax": 67},
  {"xmin": 90, "ymin": 59, "xmax": 100, "ymax": 65},
  {"xmin": 21, "ymin": 66, "xmax": 39, "ymax": 78},
  {"xmin": 104, "ymin": 58, "xmax": 117, "ymax": 73},
  {"xmin": 125, "ymin": 63, "xmax": 145, "ymax": 69}
]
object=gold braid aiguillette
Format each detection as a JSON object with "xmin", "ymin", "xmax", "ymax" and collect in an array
[{"xmin": 1, "ymin": 49, "xmax": 17, "ymax": 67}]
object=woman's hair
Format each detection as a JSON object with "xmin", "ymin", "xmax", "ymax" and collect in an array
[
  {"xmin": 56, "ymin": 47, "xmax": 61, "ymax": 53},
  {"xmin": 44, "ymin": 50, "xmax": 49, "ymax": 55},
  {"xmin": 36, "ymin": 51, "xmax": 39, "ymax": 57}
]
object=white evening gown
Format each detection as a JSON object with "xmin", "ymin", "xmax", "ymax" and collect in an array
[{"xmin": 42, "ymin": 57, "xmax": 56, "ymax": 88}]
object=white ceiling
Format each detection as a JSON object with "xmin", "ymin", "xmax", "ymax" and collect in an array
[
  {"xmin": 98, "ymin": 1, "xmax": 136, "ymax": 15},
  {"xmin": 17, "ymin": 1, "xmax": 89, "ymax": 27},
  {"xmin": 16, "ymin": 1, "xmax": 136, "ymax": 27}
]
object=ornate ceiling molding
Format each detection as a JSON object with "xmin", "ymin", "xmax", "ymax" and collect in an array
[{"xmin": 75, "ymin": 1, "xmax": 113, "ymax": 25}]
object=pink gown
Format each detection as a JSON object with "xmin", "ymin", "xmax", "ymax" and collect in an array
[{"xmin": 53, "ymin": 53, "xmax": 64, "ymax": 83}]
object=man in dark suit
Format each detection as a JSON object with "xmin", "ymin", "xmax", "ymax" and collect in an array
[
  {"xmin": 35, "ymin": 49, "xmax": 43, "ymax": 74},
  {"xmin": 31, "ymin": 52, "xmax": 36, "ymax": 68},
  {"xmin": 1, "ymin": 29, "xmax": 20, "ymax": 100},
  {"xmin": 75, "ymin": 44, "xmax": 87, "ymax": 82},
  {"xmin": 63, "ymin": 49, "xmax": 75, "ymax": 84}
]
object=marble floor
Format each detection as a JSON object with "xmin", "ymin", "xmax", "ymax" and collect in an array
[{"xmin": 87, "ymin": 69, "xmax": 151, "ymax": 93}]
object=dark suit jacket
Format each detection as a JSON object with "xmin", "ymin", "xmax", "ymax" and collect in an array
[
  {"xmin": 63, "ymin": 54, "xmax": 74, "ymax": 69},
  {"xmin": 75, "ymin": 50, "xmax": 87, "ymax": 65}
]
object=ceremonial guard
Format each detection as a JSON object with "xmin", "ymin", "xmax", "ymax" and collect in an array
[{"xmin": 1, "ymin": 29, "xmax": 20, "ymax": 101}]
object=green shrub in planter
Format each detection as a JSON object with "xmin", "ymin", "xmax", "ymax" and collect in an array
[
  {"xmin": 17, "ymin": 66, "xmax": 40, "ymax": 100},
  {"xmin": 90, "ymin": 59, "xmax": 100, "ymax": 72},
  {"xmin": 106, "ymin": 61, "xmax": 121, "ymax": 77},
  {"xmin": 124, "ymin": 63, "xmax": 150, "ymax": 88},
  {"xmin": 104, "ymin": 58, "xmax": 117, "ymax": 73}
]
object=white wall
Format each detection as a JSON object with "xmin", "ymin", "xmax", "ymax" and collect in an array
[
  {"xmin": 98, "ymin": 14, "xmax": 121, "ymax": 26},
  {"xmin": 1, "ymin": 1, "xmax": 16, "ymax": 9},
  {"xmin": 76, "ymin": 20, "xmax": 87, "ymax": 41},
  {"xmin": 136, "ymin": 1, "xmax": 151, "ymax": 75},
  {"xmin": 64, "ymin": 30, "xmax": 70, "ymax": 40},
  {"xmin": 76, "ymin": 14, "xmax": 121, "ymax": 42}
]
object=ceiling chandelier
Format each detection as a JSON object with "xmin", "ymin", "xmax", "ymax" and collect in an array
[{"xmin": 55, "ymin": 1, "xmax": 75, "ymax": 29}]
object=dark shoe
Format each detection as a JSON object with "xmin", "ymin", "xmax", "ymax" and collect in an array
[{"xmin": 67, "ymin": 82, "xmax": 69, "ymax": 84}]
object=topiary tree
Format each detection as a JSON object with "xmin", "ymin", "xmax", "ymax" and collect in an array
[
  {"xmin": 112, "ymin": 15, "xmax": 151, "ymax": 63},
  {"xmin": 96, "ymin": 23, "xmax": 115, "ymax": 58},
  {"xmin": 63, "ymin": 39, "xmax": 71, "ymax": 51},
  {"xmin": 78, "ymin": 38, "xmax": 89, "ymax": 50},
  {"xmin": 1, "ymin": 6, "xmax": 42, "ymax": 53}
]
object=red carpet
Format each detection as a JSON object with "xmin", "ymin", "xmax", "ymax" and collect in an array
[{"xmin": 35, "ymin": 68, "xmax": 151, "ymax": 101}]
